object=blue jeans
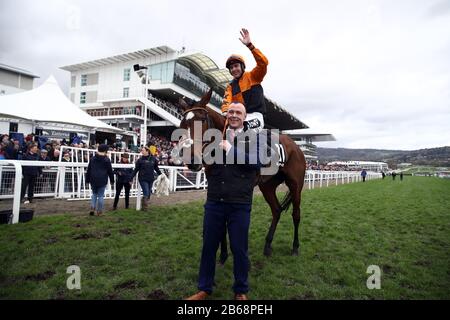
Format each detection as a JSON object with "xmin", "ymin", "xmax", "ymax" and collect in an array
[
  {"xmin": 198, "ymin": 201, "xmax": 251, "ymax": 294},
  {"xmin": 91, "ymin": 185, "xmax": 106, "ymax": 211},
  {"xmin": 139, "ymin": 180, "xmax": 152, "ymax": 198}
]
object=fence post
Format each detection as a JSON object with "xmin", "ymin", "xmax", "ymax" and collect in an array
[
  {"xmin": 168, "ymin": 168, "xmax": 175, "ymax": 192},
  {"xmin": 195, "ymin": 171, "xmax": 202, "ymax": 189},
  {"xmin": 58, "ymin": 167, "xmax": 66, "ymax": 198},
  {"xmin": 136, "ymin": 182, "xmax": 142, "ymax": 211}
]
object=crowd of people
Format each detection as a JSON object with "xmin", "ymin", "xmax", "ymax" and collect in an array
[
  {"xmin": 306, "ymin": 161, "xmax": 363, "ymax": 171},
  {"xmin": 0, "ymin": 132, "xmax": 178, "ymax": 166}
]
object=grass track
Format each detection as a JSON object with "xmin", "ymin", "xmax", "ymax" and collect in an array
[{"xmin": 0, "ymin": 177, "xmax": 449, "ymax": 299}]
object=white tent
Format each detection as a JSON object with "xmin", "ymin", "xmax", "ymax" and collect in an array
[{"xmin": 0, "ymin": 75, "xmax": 123, "ymax": 133}]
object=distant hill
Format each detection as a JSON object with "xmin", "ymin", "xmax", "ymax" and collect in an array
[{"xmin": 316, "ymin": 146, "xmax": 450, "ymax": 168}]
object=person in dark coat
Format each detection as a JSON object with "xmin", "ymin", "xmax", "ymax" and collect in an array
[
  {"xmin": 113, "ymin": 153, "xmax": 133, "ymax": 210},
  {"xmin": 5, "ymin": 139, "xmax": 20, "ymax": 160},
  {"xmin": 361, "ymin": 169, "xmax": 367, "ymax": 182},
  {"xmin": 85, "ymin": 144, "xmax": 114, "ymax": 216},
  {"xmin": 132, "ymin": 146, "xmax": 162, "ymax": 210},
  {"xmin": 21, "ymin": 143, "xmax": 42, "ymax": 204},
  {"xmin": 186, "ymin": 102, "xmax": 262, "ymax": 301},
  {"xmin": 39, "ymin": 149, "xmax": 51, "ymax": 161}
]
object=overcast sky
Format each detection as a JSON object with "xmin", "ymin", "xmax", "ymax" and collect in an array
[{"xmin": 1, "ymin": 0, "xmax": 449, "ymax": 150}]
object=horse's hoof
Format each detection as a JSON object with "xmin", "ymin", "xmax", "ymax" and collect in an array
[
  {"xmin": 263, "ymin": 247, "xmax": 272, "ymax": 257},
  {"xmin": 291, "ymin": 248, "xmax": 299, "ymax": 256}
]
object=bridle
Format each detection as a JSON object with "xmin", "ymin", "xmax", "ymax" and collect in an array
[{"xmin": 180, "ymin": 107, "xmax": 215, "ymax": 151}]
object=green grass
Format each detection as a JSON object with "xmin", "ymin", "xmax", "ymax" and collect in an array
[{"xmin": 0, "ymin": 177, "xmax": 449, "ymax": 300}]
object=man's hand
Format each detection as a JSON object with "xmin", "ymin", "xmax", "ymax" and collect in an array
[{"xmin": 239, "ymin": 28, "xmax": 251, "ymax": 46}]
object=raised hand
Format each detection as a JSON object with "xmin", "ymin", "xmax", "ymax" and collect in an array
[{"xmin": 239, "ymin": 28, "xmax": 251, "ymax": 46}]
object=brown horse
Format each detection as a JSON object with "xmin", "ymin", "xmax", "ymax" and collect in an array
[{"xmin": 173, "ymin": 89, "xmax": 306, "ymax": 258}]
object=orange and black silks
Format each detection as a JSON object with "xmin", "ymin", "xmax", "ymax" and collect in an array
[{"xmin": 221, "ymin": 45, "xmax": 269, "ymax": 115}]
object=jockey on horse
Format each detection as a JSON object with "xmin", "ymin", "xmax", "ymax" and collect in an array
[{"xmin": 222, "ymin": 28, "xmax": 284, "ymax": 169}]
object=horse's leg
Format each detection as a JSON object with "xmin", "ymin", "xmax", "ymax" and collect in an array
[
  {"xmin": 259, "ymin": 180, "xmax": 283, "ymax": 257},
  {"xmin": 286, "ymin": 179, "xmax": 302, "ymax": 256},
  {"xmin": 218, "ymin": 228, "xmax": 228, "ymax": 266}
]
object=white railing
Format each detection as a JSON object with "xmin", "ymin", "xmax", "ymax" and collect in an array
[
  {"xmin": 0, "ymin": 161, "xmax": 206, "ymax": 201},
  {"xmin": 0, "ymin": 160, "xmax": 381, "ymax": 225},
  {"xmin": 304, "ymin": 170, "xmax": 381, "ymax": 189}
]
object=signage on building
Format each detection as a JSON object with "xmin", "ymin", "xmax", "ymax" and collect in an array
[
  {"xmin": 41, "ymin": 130, "xmax": 71, "ymax": 139},
  {"xmin": 41, "ymin": 130, "xmax": 88, "ymax": 140}
]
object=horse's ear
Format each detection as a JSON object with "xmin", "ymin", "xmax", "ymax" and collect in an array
[
  {"xmin": 178, "ymin": 97, "xmax": 190, "ymax": 112},
  {"xmin": 198, "ymin": 88, "xmax": 213, "ymax": 107}
]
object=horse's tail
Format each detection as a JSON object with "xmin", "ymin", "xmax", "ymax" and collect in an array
[{"xmin": 279, "ymin": 189, "xmax": 293, "ymax": 213}]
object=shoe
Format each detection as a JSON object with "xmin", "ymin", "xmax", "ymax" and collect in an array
[
  {"xmin": 24, "ymin": 200, "xmax": 30, "ymax": 204},
  {"xmin": 185, "ymin": 291, "xmax": 209, "ymax": 300},
  {"xmin": 89, "ymin": 211, "xmax": 94, "ymax": 216},
  {"xmin": 96, "ymin": 211, "xmax": 103, "ymax": 216},
  {"xmin": 234, "ymin": 293, "xmax": 248, "ymax": 300},
  {"xmin": 142, "ymin": 198, "xmax": 149, "ymax": 211}
]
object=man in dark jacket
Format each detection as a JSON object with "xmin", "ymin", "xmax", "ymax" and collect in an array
[
  {"xmin": 361, "ymin": 169, "xmax": 367, "ymax": 182},
  {"xmin": 186, "ymin": 102, "xmax": 262, "ymax": 301},
  {"xmin": 5, "ymin": 139, "xmax": 20, "ymax": 160},
  {"xmin": 21, "ymin": 143, "xmax": 42, "ymax": 204},
  {"xmin": 39, "ymin": 149, "xmax": 51, "ymax": 161},
  {"xmin": 132, "ymin": 147, "xmax": 162, "ymax": 210},
  {"xmin": 113, "ymin": 153, "xmax": 133, "ymax": 210},
  {"xmin": 85, "ymin": 144, "xmax": 114, "ymax": 216}
]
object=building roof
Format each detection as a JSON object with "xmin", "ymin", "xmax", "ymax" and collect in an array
[
  {"xmin": 328, "ymin": 161, "xmax": 388, "ymax": 165},
  {"xmin": 60, "ymin": 46, "xmax": 176, "ymax": 72},
  {"xmin": 178, "ymin": 53, "xmax": 232, "ymax": 86},
  {"xmin": 283, "ymin": 128, "xmax": 335, "ymax": 142},
  {"xmin": 0, "ymin": 63, "xmax": 39, "ymax": 78}
]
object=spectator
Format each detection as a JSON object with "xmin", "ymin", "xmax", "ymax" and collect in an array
[
  {"xmin": 21, "ymin": 143, "xmax": 42, "ymax": 204},
  {"xmin": 132, "ymin": 146, "xmax": 162, "ymax": 210},
  {"xmin": 5, "ymin": 139, "xmax": 20, "ymax": 160},
  {"xmin": 61, "ymin": 152, "xmax": 71, "ymax": 162},
  {"xmin": 85, "ymin": 144, "xmax": 114, "ymax": 216},
  {"xmin": 361, "ymin": 169, "xmax": 367, "ymax": 182},
  {"xmin": 113, "ymin": 153, "xmax": 133, "ymax": 210},
  {"xmin": 39, "ymin": 149, "xmax": 51, "ymax": 161}
]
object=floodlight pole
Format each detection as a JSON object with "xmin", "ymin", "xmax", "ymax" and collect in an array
[
  {"xmin": 134, "ymin": 64, "xmax": 150, "ymax": 147},
  {"xmin": 142, "ymin": 67, "xmax": 149, "ymax": 147}
]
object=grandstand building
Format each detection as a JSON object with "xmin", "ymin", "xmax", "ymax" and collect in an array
[
  {"xmin": 0, "ymin": 63, "xmax": 39, "ymax": 96},
  {"xmin": 60, "ymin": 46, "xmax": 311, "ymax": 147},
  {"xmin": 327, "ymin": 161, "xmax": 388, "ymax": 172}
]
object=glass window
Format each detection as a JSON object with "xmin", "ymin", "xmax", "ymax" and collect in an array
[
  {"xmin": 81, "ymin": 75, "xmax": 87, "ymax": 86},
  {"xmin": 80, "ymin": 92, "xmax": 86, "ymax": 104},
  {"xmin": 123, "ymin": 87, "xmax": 129, "ymax": 98},
  {"xmin": 123, "ymin": 68, "xmax": 131, "ymax": 81}
]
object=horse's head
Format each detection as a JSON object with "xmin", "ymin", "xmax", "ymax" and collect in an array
[{"xmin": 174, "ymin": 89, "xmax": 214, "ymax": 172}]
